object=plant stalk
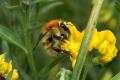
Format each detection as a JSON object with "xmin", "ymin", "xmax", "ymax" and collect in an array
[
  {"xmin": 22, "ymin": 1, "xmax": 37, "ymax": 79},
  {"xmin": 71, "ymin": 0, "xmax": 104, "ymax": 80}
]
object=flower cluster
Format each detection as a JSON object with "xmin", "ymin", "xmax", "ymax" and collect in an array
[
  {"xmin": 0, "ymin": 53, "xmax": 19, "ymax": 80},
  {"xmin": 61, "ymin": 22, "xmax": 118, "ymax": 68}
]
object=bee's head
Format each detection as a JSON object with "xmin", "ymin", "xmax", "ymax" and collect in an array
[
  {"xmin": 42, "ymin": 19, "xmax": 60, "ymax": 32},
  {"xmin": 41, "ymin": 20, "xmax": 70, "ymax": 56},
  {"xmin": 43, "ymin": 19, "xmax": 69, "ymax": 32}
]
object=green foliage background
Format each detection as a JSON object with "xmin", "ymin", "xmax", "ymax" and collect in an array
[{"xmin": 0, "ymin": 0, "xmax": 120, "ymax": 80}]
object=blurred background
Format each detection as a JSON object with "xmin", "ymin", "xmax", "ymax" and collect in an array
[{"xmin": 0, "ymin": 0, "xmax": 120, "ymax": 80}]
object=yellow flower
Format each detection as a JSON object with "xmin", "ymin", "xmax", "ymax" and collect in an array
[
  {"xmin": 98, "ymin": 40, "xmax": 110, "ymax": 55},
  {"xmin": 60, "ymin": 22, "xmax": 118, "ymax": 68},
  {"xmin": 0, "ymin": 53, "xmax": 19, "ymax": 80},
  {"xmin": 0, "ymin": 53, "xmax": 5, "ymax": 64},
  {"xmin": 0, "ymin": 61, "xmax": 12, "ymax": 76},
  {"xmin": 70, "ymin": 57, "xmax": 76, "ymax": 68},
  {"xmin": 88, "ymin": 29, "xmax": 99, "ymax": 51},
  {"xmin": 61, "ymin": 22, "xmax": 82, "ymax": 59},
  {"xmin": 99, "ymin": 45, "xmax": 118, "ymax": 63},
  {"xmin": 11, "ymin": 69, "xmax": 19, "ymax": 80}
]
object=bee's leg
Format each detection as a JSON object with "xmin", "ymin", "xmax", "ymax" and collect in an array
[{"xmin": 61, "ymin": 34, "xmax": 68, "ymax": 40}]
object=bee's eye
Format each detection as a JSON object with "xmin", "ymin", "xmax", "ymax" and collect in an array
[{"xmin": 59, "ymin": 22, "xmax": 66, "ymax": 28}]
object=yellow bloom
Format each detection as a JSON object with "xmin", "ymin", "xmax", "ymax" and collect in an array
[
  {"xmin": 88, "ymin": 29, "xmax": 99, "ymax": 51},
  {"xmin": 98, "ymin": 40, "xmax": 110, "ymax": 55},
  {"xmin": 99, "ymin": 45, "xmax": 118, "ymax": 63},
  {"xmin": 11, "ymin": 69, "xmax": 19, "ymax": 80},
  {"xmin": 61, "ymin": 22, "xmax": 82, "ymax": 59},
  {"xmin": 0, "ymin": 61, "xmax": 12, "ymax": 76},
  {"xmin": 60, "ymin": 22, "xmax": 118, "ymax": 68},
  {"xmin": 0, "ymin": 53, "xmax": 5, "ymax": 64},
  {"xmin": 0, "ymin": 53, "xmax": 19, "ymax": 80}
]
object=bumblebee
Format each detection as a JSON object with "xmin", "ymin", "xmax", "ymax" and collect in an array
[{"xmin": 41, "ymin": 19, "xmax": 70, "ymax": 56}]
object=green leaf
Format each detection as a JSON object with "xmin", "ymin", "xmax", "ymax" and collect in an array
[
  {"xmin": 32, "ymin": 0, "xmax": 56, "ymax": 4},
  {"xmin": 0, "ymin": 25, "xmax": 27, "ymax": 53},
  {"xmin": 111, "ymin": 72, "xmax": 120, "ymax": 80},
  {"xmin": 5, "ymin": 5, "xmax": 19, "ymax": 9}
]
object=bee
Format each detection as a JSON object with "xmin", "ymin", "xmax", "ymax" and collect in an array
[{"xmin": 41, "ymin": 19, "xmax": 70, "ymax": 56}]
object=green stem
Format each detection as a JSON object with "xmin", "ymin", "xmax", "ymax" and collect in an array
[
  {"xmin": 22, "ymin": 1, "xmax": 37, "ymax": 79},
  {"xmin": 81, "ymin": 66, "xmax": 88, "ymax": 80},
  {"xmin": 71, "ymin": 0, "xmax": 104, "ymax": 80}
]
